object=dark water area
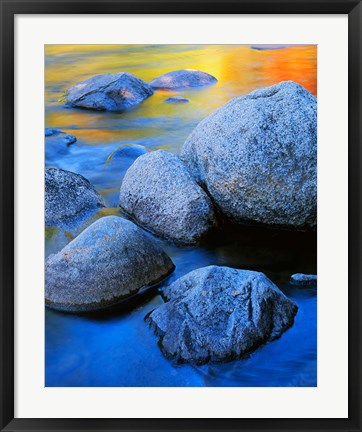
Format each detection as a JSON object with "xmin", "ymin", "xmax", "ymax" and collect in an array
[{"xmin": 45, "ymin": 44, "xmax": 317, "ymax": 387}]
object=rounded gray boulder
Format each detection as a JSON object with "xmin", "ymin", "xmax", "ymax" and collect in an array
[
  {"xmin": 146, "ymin": 266, "xmax": 298, "ymax": 364},
  {"xmin": 150, "ymin": 69, "xmax": 217, "ymax": 90},
  {"xmin": 45, "ymin": 167, "xmax": 105, "ymax": 227},
  {"xmin": 45, "ymin": 216, "xmax": 175, "ymax": 312},
  {"xmin": 181, "ymin": 81, "xmax": 317, "ymax": 229},
  {"xmin": 119, "ymin": 150, "xmax": 216, "ymax": 245},
  {"xmin": 66, "ymin": 72, "xmax": 154, "ymax": 111}
]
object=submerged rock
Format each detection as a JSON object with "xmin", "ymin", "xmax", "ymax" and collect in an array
[
  {"xmin": 45, "ymin": 167, "xmax": 105, "ymax": 227},
  {"xmin": 106, "ymin": 144, "xmax": 148, "ymax": 163},
  {"xmin": 290, "ymin": 273, "xmax": 317, "ymax": 286},
  {"xmin": 66, "ymin": 72, "xmax": 153, "ymax": 111},
  {"xmin": 45, "ymin": 128, "xmax": 77, "ymax": 145},
  {"xmin": 150, "ymin": 69, "xmax": 217, "ymax": 90},
  {"xmin": 119, "ymin": 150, "xmax": 216, "ymax": 245},
  {"xmin": 164, "ymin": 96, "xmax": 190, "ymax": 104},
  {"xmin": 181, "ymin": 81, "xmax": 317, "ymax": 229},
  {"xmin": 45, "ymin": 216, "xmax": 175, "ymax": 312},
  {"xmin": 146, "ymin": 266, "xmax": 298, "ymax": 364}
]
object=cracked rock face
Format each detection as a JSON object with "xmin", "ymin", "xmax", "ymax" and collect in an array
[
  {"xmin": 119, "ymin": 150, "xmax": 216, "ymax": 245},
  {"xmin": 45, "ymin": 167, "xmax": 105, "ymax": 227},
  {"xmin": 66, "ymin": 72, "xmax": 154, "ymax": 111},
  {"xmin": 150, "ymin": 69, "xmax": 217, "ymax": 90},
  {"xmin": 181, "ymin": 81, "xmax": 317, "ymax": 229},
  {"xmin": 45, "ymin": 216, "xmax": 175, "ymax": 312},
  {"xmin": 146, "ymin": 266, "xmax": 298, "ymax": 364}
]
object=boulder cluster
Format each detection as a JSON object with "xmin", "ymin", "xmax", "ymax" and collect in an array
[{"xmin": 45, "ymin": 71, "xmax": 317, "ymax": 364}]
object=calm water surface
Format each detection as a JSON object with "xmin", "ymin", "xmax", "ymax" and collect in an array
[{"xmin": 45, "ymin": 44, "xmax": 317, "ymax": 387}]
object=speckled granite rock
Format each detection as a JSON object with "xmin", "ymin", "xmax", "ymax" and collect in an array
[
  {"xmin": 290, "ymin": 273, "xmax": 317, "ymax": 286},
  {"xmin": 150, "ymin": 69, "xmax": 217, "ymax": 90},
  {"xmin": 181, "ymin": 81, "xmax": 317, "ymax": 229},
  {"xmin": 45, "ymin": 167, "xmax": 105, "ymax": 227},
  {"xmin": 66, "ymin": 72, "xmax": 153, "ymax": 111},
  {"xmin": 146, "ymin": 266, "xmax": 298, "ymax": 364},
  {"xmin": 119, "ymin": 150, "xmax": 216, "ymax": 245},
  {"xmin": 45, "ymin": 216, "xmax": 175, "ymax": 312},
  {"xmin": 164, "ymin": 96, "xmax": 190, "ymax": 104}
]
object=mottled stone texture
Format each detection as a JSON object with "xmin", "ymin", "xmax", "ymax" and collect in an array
[
  {"xmin": 66, "ymin": 72, "xmax": 153, "ymax": 111},
  {"xmin": 147, "ymin": 266, "xmax": 298, "ymax": 364},
  {"xmin": 181, "ymin": 81, "xmax": 317, "ymax": 229},
  {"xmin": 45, "ymin": 167, "xmax": 105, "ymax": 227},
  {"xmin": 150, "ymin": 69, "xmax": 217, "ymax": 90},
  {"xmin": 119, "ymin": 150, "xmax": 216, "ymax": 245},
  {"xmin": 46, "ymin": 216, "xmax": 175, "ymax": 312}
]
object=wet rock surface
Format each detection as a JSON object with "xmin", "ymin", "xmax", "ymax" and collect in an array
[
  {"xmin": 147, "ymin": 265, "xmax": 298, "ymax": 364},
  {"xmin": 290, "ymin": 273, "xmax": 317, "ymax": 286},
  {"xmin": 45, "ymin": 216, "xmax": 175, "ymax": 312},
  {"xmin": 150, "ymin": 69, "xmax": 217, "ymax": 90}
]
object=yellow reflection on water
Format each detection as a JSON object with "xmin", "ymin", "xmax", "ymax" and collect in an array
[{"xmin": 45, "ymin": 44, "xmax": 317, "ymax": 144}]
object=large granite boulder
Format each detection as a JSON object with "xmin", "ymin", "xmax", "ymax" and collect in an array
[
  {"xmin": 66, "ymin": 72, "xmax": 153, "ymax": 111},
  {"xmin": 150, "ymin": 69, "xmax": 217, "ymax": 90},
  {"xmin": 146, "ymin": 266, "xmax": 298, "ymax": 364},
  {"xmin": 45, "ymin": 216, "xmax": 175, "ymax": 312},
  {"xmin": 45, "ymin": 167, "xmax": 105, "ymax": 227},
  {"xmin": 181, "ymin": 81, "xmax": 317, "ymax": 229},
  {"xmin": 119, "ymin": 150, "xmax": 216, "ymax": 245}
]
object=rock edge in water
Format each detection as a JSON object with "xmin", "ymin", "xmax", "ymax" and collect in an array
[
  {"xmin": 119, "ymin": 150, "xmax": 216, "ymax": 245},
  {"xmin": 290, "ymin": 273, "xmax": 317, "ymax": 286},
  {"xmin": 146, "ymin": 265, "xmax": 298, "ymax": 364},
  {"xmin": 45, "ymin": 167, "xmax": 105, "ymax": 227},
  {"xmin": 45, "ymin": 216, "xmax": 175, "ymax": 312},
  {"xmin": 150, "ymin": 69, "xmax": 217, "ymax": 90},
  {"xmin": 66, "ymin": 72, "xmax": 154, "ymax": 111}
]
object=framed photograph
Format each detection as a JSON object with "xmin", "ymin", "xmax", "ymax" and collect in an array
[{"xmin": 1, "ymin": 1, "xmax": 361, "ymax": 431}]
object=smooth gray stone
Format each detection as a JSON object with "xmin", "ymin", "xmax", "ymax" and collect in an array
[
  {"xmin": 119, "ymin": 150, "xmax": 216, "ymax": 245},
  {"xmin": 150, "ymin": 69, "xmax": 217, "ymax": 90},
  {"xmin": 45, "ymin": 216, "xmax": 175, "ymax": 312},
  {"xmin": 45, "ymin": 167, "xmax": 105, "ymax": 227},
  {"xmin": 66, "ymin": 72, "xmax": 153, "ymax": 111},
  {"xmin": 45, "ymin": 128, "xmax": 77, "ymax": 145},
  {"xmin": 146, "ymin": 265, "xmax": 298, "ymax": 364},
  {"xmin": 290, "ymin": 273, "xmax": 317, "ymax": 286},
  {"xmin": 181, "ymin": 81, "xmax": 317, "ymax": 229},
  {"xmin": 164, "ymin": 96, "xmax": 190, "ymax": 104}
]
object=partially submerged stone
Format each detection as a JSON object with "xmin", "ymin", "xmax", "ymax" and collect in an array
[
  {"xmin": 66, "ymin": 72, "xmax": 153, "ymax": 111},
  {"xmin": 119, "ymin": 150, "xmax": 216, "ymax": 245},
  {"xmin": 150, "ymin": 69, "xmax": 217, "ymax": 90},
  {"xmin": 45, "ymin": 128, "xmax": 77, "ymax": 145},
  {"xmin": 45, "ymin": 216, "xmax": 175, "ymax": 312},
  {"xmin": 106, "ymin": 144, "xmax": 148, "ymax": 163},
  {"xmin": 45, "ymin": 167, "xmax": 105, "ymax": 227},
  {"xmin": 290, "ymin": 273, "xmax": 317, "ymax": 286},
  {"xmin": 147, "ymin": 266, "xmax": 298, "ymax": 364},
  {"xmin": 164, "ymin": 96, "xmax": 190, "ymax": 104},
  {"xmin": 181, "ymin": 81, "xmax": 317, "ymax": 229}
]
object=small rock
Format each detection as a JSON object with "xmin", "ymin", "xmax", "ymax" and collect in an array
[
  {"xmin": 45, "ymin": 167, "xmax": 105, "ymax": 227},
  {"xmin": 66, "ymin": 72, "xmax": 153, "ymax": 111},
  {"xmin": 150, "ymin": 69, "xmax": 217, "ymax": 90},
  {"xmin": 290, "ymin": 273, "xmax": 317, "ymax": 286},
  {"xmin": 164, "ymin": 96, "xmax": 190, "ymax": 104},
  {"xmin": 45, "ymin": 216, "xmax": 175, "ymax": 312},
  {"xmin": 106, "ymin": 144, "xmax": 148, "ymax": 163},
  {"xmin": 250, "ymin": 45, "xmax": 291, "ymax": 51},
  {"xmin": 45, "ymin": 128, "xmax": 77, "ymax": 145},
  {"xmin": 119, "ymin": 150, "xmax": 216, "ymax": 245},
  {"xmin": 146, "ymin": 266, "xmax": 298, "ymax": 364},
  {"xmin": 181, "ymin": 81, "xmax": 317, "ymax": 229}
]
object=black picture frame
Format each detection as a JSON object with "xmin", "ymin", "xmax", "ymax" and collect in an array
[{"xmin": 1, "ymin": 1, "xmax": 361, "ymax": 431}]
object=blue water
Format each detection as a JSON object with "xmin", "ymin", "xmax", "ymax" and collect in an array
[{"xmin": 45, "ymin": 45, "xmax": 317, "ymax": 387}]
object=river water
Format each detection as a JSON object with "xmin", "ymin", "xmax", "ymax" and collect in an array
[{"xmin": 45, "ymin": 44, "xmax": 317, "ymax": 387}]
